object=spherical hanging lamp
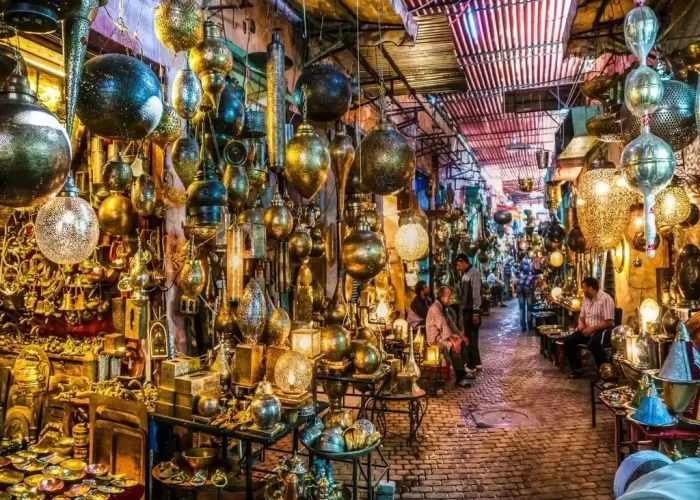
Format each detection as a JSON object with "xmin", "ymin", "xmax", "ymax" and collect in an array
[
  {"xmin": 35, "ymin": 176, "xmax": 100, "ymax": 265},
  {"xmin": 274, "ymin": 350, "xmax": 313, "ymax": 395},
  {"xmin": 548, "ymin": 250, "xmax": 564, "ymax": 268},
  {"xmin": 394, "ymin": 208, "xmax": 429, "ymax": 263},
  {"xmin": 578, "ymin": 158, "xmax": 634, "ymax": 251},
  {"xmin": 654, "ymin": 177, "xmax": 690, "ymax": 227}
]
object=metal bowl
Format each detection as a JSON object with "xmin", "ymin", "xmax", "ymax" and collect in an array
[
  {"xmin": 64, "ymin": 484, "xmax": 90, "ymax": 498},
  {"xmin": 6, "ymin": 483, "xmax": 33, "ymax": 496},
  {"xmin": 181, "ymin": 448, "xmax": 218, "ymax": 472},
  {"xmin": 85, "ymin": 464, "xmax": 108, "ymax": 477},
  {"xmin": 23, "ymin": 475, "xmax": 50, "ymax": 488},
  {"xmin": 36, "ymin": 478, "xmax": 64, "ymax": 494},
  {"xmin": 58, "ymin": 460, "xmax": 85, "ymax": 473}
]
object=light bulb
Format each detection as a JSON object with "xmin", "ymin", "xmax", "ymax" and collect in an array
[
  {"xmin": 594, "ymin": 181, "xmax": 610, "ymax": 196},
  {"xmin": 639, "ymin": 298, "xmax": 660, "ymax": 324},
  {"xmin": 376, "ymin": 299, "xmax": 388, "ymax": 319},
  {"xmin": 35, "ymin": 176, "xmax": 100, "ymax": 265}
]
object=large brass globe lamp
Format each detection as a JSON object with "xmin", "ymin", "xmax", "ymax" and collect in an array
[
  {"xmin": 320, "ymin": 325, "xmax": 352, "ymax": 362},
  {"xmin": 395, "ymin": 210, "xmax": 429, "ymax": 263},
  {"xmin": 341, "ymin": 216, "xmax": 387, "ymax": 282},
  {"xmin": 35, "ymin": 176, "xmax": 100, "ymax": 265},
  {"xmin": 274, "ymin": 350, "xmax": 313, "ymax": 395}
]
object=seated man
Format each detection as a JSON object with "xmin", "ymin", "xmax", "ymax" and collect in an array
[
  {"xmin": 564, "ymin": 277, "xmax": 615, "ymax": 379},
  {"xmin": 426, "ymin": 286, "xmax": 472, "ymax": 387},
  {"xmin": 407, "ymin": 280, "xmax": 431, "ymax": 329}
]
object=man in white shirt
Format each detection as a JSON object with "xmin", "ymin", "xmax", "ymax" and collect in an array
[{"xmin": 563, "ymin": 276, "xmax": 615, "ymax": 379}]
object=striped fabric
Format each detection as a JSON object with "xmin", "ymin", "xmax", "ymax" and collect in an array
[{"xmin": 581, "ymin": 290, "xmax": 615, "ymax": 327}]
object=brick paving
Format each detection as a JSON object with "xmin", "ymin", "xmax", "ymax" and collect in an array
[{"xmin": 259, "ymin": 301, "xmax": 617, "ymax": 499}]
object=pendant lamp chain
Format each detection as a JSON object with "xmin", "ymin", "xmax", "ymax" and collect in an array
[
  {"xmin": 301, "ymin": 83, "xmax": 308, "ymax": 122},
  {"xmin": 377, "ymin": 3, "xmax": 386, "ymax": 116}
]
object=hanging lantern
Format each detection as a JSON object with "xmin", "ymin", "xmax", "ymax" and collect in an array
[
  {"xmin": 131, "ymin": 174, "xmax": 157, "ymax": 216},
  {"xmin": 237, "ymin": 279, "xmax": 267, "ymax": 344},
  {"xmin": 171, "ymin": 136, "xmax": 200, "ymax": 188},
  {"xmin": 356, "ymin": 115, "xmax": 415, "ymax": 196},
  {"xmin": 395, "ymin": 210, "xmax": 429, "ymax": 263},
  {"xmin": 289, "ymin": 224, "xmax": 313, "ymax": 260},
  {"xmin": 330, "ymin": 122, "xmax": 355, "ymax": 224},
  {"xmin": 363, "ymin": 203, "xmax": 381, "ymax": 232},
  {"xmin": 76, "ymin": 54, "xmax": 164, "ymax": 140},
  {"xmin": 0, "ymin": 73, "xmax": 71, "ymax": 207},
  {"xmin": 341, "ymin": 215, "xmax": 387, "ymax": 282},
  {"xmin": 186, "ymin": 144, "xmax": 227, "ymax": 226},
  {"xmin": 536, "ymin": 150, "xmax": 551, "ymax": 170},
  {"xmin": 226, "ymin": 222, "xmax": 244, "ymax": 303},
  {"xmin": 180, "ymin": 239, "xmax": 207, "ymax": 299},
  {"xmin": 263, "ymin": 189, "xmax": 293, "ymax": 241},
  {"xmin": 324, "ymin": 274, "xmax": 347, "ymax": 326},
  {"xmin": 154, "ymin": 0, "xmax": 203, "ymax": 53},
  {"xmin": 293, "ymin": 64, "xmax": 352, "ymax": 122},
  {"xmin": 172, "ymin": 67, "xmax": 202, "ymax": 119},
  {"xmin": 621, "ymin": 131, "xmax": 675, "ymax": 258},
  {"xmin": 193, "ymin": 78, "xmax": 246, "ymax": 141},
  {"xmin": 268, "ymin": 306, "xmax": 291, "ymax": 347},
  {"xmin": 544, "ymin": 215, "xmax": 566, "ymax": 243},
  {"xmin": 309, "ymin": 226, "xmax": 326, "ymax": 258},
  {"xmin": 222, "ymin": 162, "xmax": 249, "ymax": 213},
  {"xmin": 62, "ymin": 0, "xmax": 102, "ymax": 137},
  {"xmin": 285, "ymin": 117, "xmax": 330, "ymax": 199},
  {"xmin": 267, "ymin": 30, "xmax": 286, "ymax": 173},
  {"xmin": 493, "ymin": 210, "xmax": 512, "ymax": 225},
  {"xmin": 98, "ymin": 194, "xmax": 137, "ymax": 236},
  {"xmin": 548, "ymin": 250, "xmax": 564, "ymax": 268},
  {"xmin": 103, "ymin": 152, "xmax": 133, "ymax": 193},
  {"xmin": 624, "ymin": 65, "xmax": 664, "ymax": 118},
  {"xmin": 655, "ymin": 177, "xmax": 691, "ymax": 226},
  {"xmin": 639, "ymin": 298, "xmax": 660, "ymax": 325},
  {"xmin": 578, "ymin": 159, "xmax": 634, "ymax": 251},
  {"xmin": 35, "ymin": 175, "xmax": 99, "ymax": 265},
  {"xmin": 623, "ymin": 1, "xmax": 659, "ymax": 61},
  {"xmin": 188, "ymin": 21, "xmax": 233, "ymax": 112},
  {"xmin": 148, "ymin": 103, "xmax": 182, "ymax": 148}
]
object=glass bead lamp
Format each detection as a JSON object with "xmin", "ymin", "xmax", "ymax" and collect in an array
[
  {"xmin": 394, "ymin": 209, "xmax": 429, "ymax": 262},
  {"xmin": 35, "ymin": 175, "xmax": 100, "ymax": 265},
  {"xmin": 655, "ymin": 177, "xmax": 690, "ymax": 227},
  {"xmin": 274, "ymin": 350, "xmax": 313, "ymax": 395}
]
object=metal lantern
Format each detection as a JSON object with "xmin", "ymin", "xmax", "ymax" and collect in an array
[
  {"xmin": 330, "ymin": 122, "xmax": 355, "ymax": 221},
  {"xmin": 222, "ymin": 163, "xmax": 249, "ymax": 213},
  {"xmin": 226, "ymin": 222, "xmax": 244, "ymax": 303},
  {"xmin": 268, "ymin": 307, "xmax": 291, "ymax": 347},
  {"xmin": 624, "ymin": 65, "xmax": 664, "ymax": 118},
  {"xmin": 622, "ymin": 79, "xmax": 697, "ymax": 152},
  {"xmin": 0, "ymin": 73, "xmax": 71, "ymax": 207},
  {"xmin": 586, "ymin": 112, "xmax": 626, "ymax": 143},
  {"xmin": 193, "ymin": 79, "xmax": 245, "ymax": 139},
  {"xmin": 180, "ymin": 240, "xmax": 206, "ymax": 300},
  {"xmin": 263, "ymin": 189, "xmax": 293, "ymax": 241},
  {"xmin": 148, "ymin": 103, "xmax": 182, "ymax": 148},
  {"xmin": 188, "ymin": 21, "xmax": 233, "ymax": 112},
  {"xmin": 132, "ymin": 174, "xmax": 157, "ymax": 216},
  {"xmin": 577, "ymin": 160, "xmax": 634, "ymax": 251},
  {"xmin": 623, "ymin": 1, "xmax": 658, "ymax": 61},
  {"xmin": 154, "ymin": 0, "xmax": 203, "ymax": 53},
  {"xmin": 288, "ymin": 224, "xmax": 313, "ymax": 260},
  {"xmin": 97, "ymin": 193, "xmax": 137, "ymax": 236},
  {"xmin": 548, "ymin": 250, "xmax": 564, "ymax": 268},
  {"xmin": 285, "ymin": 120, "xmax": 330, "ymax": 200},
  {"xmin": 274, "ymin": 350, "xmax": 313, "ymax": 395},
  {"xmin": 310, "ymin": 226, "xmax": 326, "ymax": 258},
  {"xmin": 293, "ymin": 64, "xmax": 352, "ymax": 123},
  {"xmin": 172, "ymin": 67, "xmax": 202, "ymax": 119},
  {"xmin": 357, "ymin": 115, "xmax": 415, "ymax": 196},
  {"xmin": 102, "ymin": 152, "xmax": 133, "ymax": 193},
  {"xmin": 676, "ymin": 244, "xmax": 700, "ymax": 302},
  {"xmin": 267, "ymin": 30, "xmax": 286, "ymax": 173},
  {"xmin": 621, "ymin": 131, "xmax": 675, "ymax": 258},
  {"xmin": 395, "ymin": 211, "xmax": 429, "ymax": 263},
  {"xmin": 341, "ymin": 216, "xmax": 387, "ymax": 282},
  {"xmin": 567, "ymin": 205, "xmax": 589, "ymax": 254},
  {"xmin": 249, "ymin": 380, "xmax": 281, "ymax": 431},
  {"xmin": 320, "ymin": 325, "xmax": 351, "ymax": 362},
  {"xmin": 172, "ymin": 136, "xmax": 200, "ymax": 188},
  {"xmin": 324, "ymin": 274, "xmax": 347, "ymax": 326},
  {"xmin": 35, "ymin": 175, "xmax": 99, "ymax": 265},
  {"xmin": 655, "ymin": 177, "xmax": 691, "ymax": 227},
  {"xmin": 76, "ymin": 54, "xmax": 164, "ymax": 140},
  {"xmin": 62, "ymin": 0, "xmax": 102, "ymax": 137},
  {"xmin": 238, "ymin": 279, "xmax": 267, "ymax": 344},
  {"xmin": 186, "ymin": 145, "xmax": 227, "ymax": 226}
]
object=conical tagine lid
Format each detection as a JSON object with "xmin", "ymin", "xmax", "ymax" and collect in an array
[
  {"xmin": 630, "ymin": 379, "xmax": 676, "ymax": 427},
  {"xmin": 658, "ymin": 322, "xmax": 700, "ymax": 383}
]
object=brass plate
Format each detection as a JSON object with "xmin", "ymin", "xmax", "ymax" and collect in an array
[
  {"xmin": 85, "ymin": 491, "xmax": 110, "ymax": 500},
  {"xmin": 0, "ymin": 491, "xmax": 11, "ymax": 500},
  {"xmin": 0, "ymin": 457, "xmax": 11, "ymax": 468},
  {"xmin": 14, "ymin": 452, "xmax": 36, "ymax": 460},
  {"xmin": 15, "ymin": 459, "xmax": 45, "ymax": 472},
  {"xmin": 111, "ymin": 479, "xmax": 137, "ymax": 488},
  {"xmin": 98, "ymin": 485, "xmax": 123, "ymax": 494},
  {"xmin": 64, "ymin": 484, "xmax": 90, "ymax": 498},
  {"xmin": 58, "ymin": 460, "xmax": 85, "ymax": 473},
  {"xmin": 6, "ymin": 482, "xmax": 33, "ymax": 495},
  {"xmin": 27, "ymin": 446, "xmax": 50, "ymax": 455},
  {"xmin": 41, "ymin": 455, "xmax": 69, "ymax": 466},
  {"xmin": 41, "ymin": 466, "xmax": 63, "ymax": 478},
  {"xmin": 58, "ymin": 469, "xmax": 85, "ymax": 482},
  {"xmin": 24, "ymin": 475, "xmax": 50, "ymax": 488},
  {"xmin": 1, "ymin": 471, "xmax": 26, "ymax": 486}
]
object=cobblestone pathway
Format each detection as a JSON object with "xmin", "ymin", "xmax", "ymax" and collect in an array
[{"xmin": 384, "ymin": 301, "xmax": 616, "ymax": 500}]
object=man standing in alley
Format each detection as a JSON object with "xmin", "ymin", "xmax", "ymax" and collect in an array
[{"xmin": 456, "ymin": 253, "xmax": 482, "ymax": 373}]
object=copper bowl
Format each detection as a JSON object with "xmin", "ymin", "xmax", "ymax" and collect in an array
[
  {"xmin": 37, "ymin": 478, "xmax": 64, "ymax": 494},
  {"xmin": 85, "ymin": 464, "xmax": 108, "ymax": 477},
  {"xmin": 181, "ymin": 448, "xmax": 218, "ymax": 472},
  {"xmin": 64, "ymin": 484, "xmax": 90, "ymax": 498}
]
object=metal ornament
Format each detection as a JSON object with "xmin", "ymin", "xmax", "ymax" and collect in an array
[
  {"xmin": 268, "ymin": 307, "xmax": 291, "ymax": 347},
  {"xmin": 34, "ymin": 175, "xmax": 100, "ymax": 265},
  {"xmin": 267, "ymin": 30, "xmax": 286, "ymax": 173},
  {"xmin": 241, "ymin": 110, "xmax": 266, "ymax": 138},
  {"xmin": 180, "ymin": 239, "xmax": 206, "ymax": 299},
  {"xmin": 655, "ymin": 177, "xmax": 691, "ymax": 226},
  {"xmin": 238, "ymin": 279, "xmax": 267, "ymax": 344},
  {"xmin": 341, "ymin": 216, "xmax": 387, "ymax": 282},
  {"xmin": 629, "ymin": 376, "xmax": 676, "ymax": 427},
  {"xmin": 288, "ymin": 224, "xmax": 313, "ymax": 260},
  {"xmin": 97, "ymin": 194, "xmax": 137, "ymax": 236},
  {"xmin": 172, "ymin": 136, "xmax": 200, "ymax": 188},
  {"xmin": 285, "ymin": 115, "xmax": 330, "ymax": 200},
  {"xmin": 186, "ymin": 144, "xmax": 227, "ymax": 226},
  {"xmin": 356, "ymin": 115, "xmax": 416, "ymax": 196},
  {"xmin": 102, "ymin": 152, "xmax": 133, "ymax": 193},
  {"xmin": 624, "ymin": 65, "xmax": 664, "ymax": 118},
  {"xmin": 621, "ymin": 130, "xmax": 675, "ymax": 258},
  {"xmin": 77, "ymin": 54, "xmax": 164, "ymax": 140},
  {"xmin": 624, "ymin": 1, "xmax": 658, "ymax": 62},
  {"xmin": 188, "ymin": 21, "xmax": 233, "ymax": 112},
  {"xmin": 263, "ymin": 189, "xmax": 293, "ymax": 241},
  {"xmin": 330, "ymin": 121, "xmax": 355, "ymax": 225},
  {"xmin": 324, "ymin": 273, "xmax": 347, "ymax": 326},
  {"xmin": 293, "ymin": 64, "xmax": 352, "ymax": 122},
  {"xmin": 310, "ymin": 226, "xmax": 326, "ymax": 258},
  {"xmin": 61, "ymin": 0, "xmax": 103, "ymax": 137},
  {"xmin": 222, "ymin": 163, "xmax": 249, "ymax": 213},
  {"xmin": 249, "ymin": 380, "xmax": 281, "ymax": 431},
  {"xmin": 148, "ymin": 103, "xmax": 182, "ymax": 148},
  {"xmin": 0, "ymin": 73, "xmax": 71, "ymax": 207},
  {"xmin": 493, "ymin": 210, "xmax": 512, "ymax": 225},
  {"xmin": 320, "ymin": 325, "xmax": 351, "ymax": 362},
  {"xmin": 131, "ymin": 174, "xmax": 157, "ymax": 216},
  {"xmin": 173, "ymin": 67, "xmax": 202, "ymax": 119},
  {"xmin": 154, "ymin": 0, "xmax": 203, "ymax": 53}
]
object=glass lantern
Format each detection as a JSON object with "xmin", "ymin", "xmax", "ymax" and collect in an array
[
  {"xmin": 274, "ymin": 350, "xmax": 313, "ymax": 395},
  {"xmin": 291, "ymin": 329, "xmax": 321, "ymax": 358}
]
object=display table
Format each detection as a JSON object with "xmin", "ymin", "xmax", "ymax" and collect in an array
[
  {"xmin": 368, "ymin": 389, "xmax": 429, "ymax": 446},
  {"xmin": 315, "ymin": 367, "xmax": 391, "ymax": 416}
]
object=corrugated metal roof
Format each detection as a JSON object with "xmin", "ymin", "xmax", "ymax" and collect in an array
[{"xmin": 404, "ymin": 0, "xmax": 583, "ymax": 194}]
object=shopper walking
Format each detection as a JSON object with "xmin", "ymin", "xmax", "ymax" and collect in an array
[
  {"xmin": 456, "ymin": 253, "xmax": 482, "ymax": 371},
  {"xmin": 516, "ymin": 267, "xmax": 536, "ymax": 332}
]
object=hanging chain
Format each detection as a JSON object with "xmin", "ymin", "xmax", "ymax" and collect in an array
[
  {"xmin": 377, "ymin": 3, "xmax": 386, "ymax": 116},
  {"xmin": 301, "ymin": 83, "xmax": 308, "ymax": 122}
]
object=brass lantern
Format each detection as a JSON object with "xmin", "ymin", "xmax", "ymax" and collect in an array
[
  {"xmin": 341, "ymin": 215, "xmax": 387, "ymax": 282},
  {"xmin": 172, "ymin": 136, "xmax": 200, "ymax": 188},
  {"xmin": 288, "ymin": 224, "xmax": 313, "ymax": 260},
  {"xmin": 103, "ymin": 152, "xmax": 133, "ymax": 193},
  {"xmin": 98, "ymin": 194, "xmax": 138, "ymax": 236},
  {"xmin": 188, "ymin": 21, "xmax": 233, "ymax": 112},
  {"xmin": 395, "ymin": 209, "xmax": 429, "ymax": 263},
  {"xmin": 237, "ymin": 279, "xmax": 267, "ymax": 344},
  {"xmin": 655, "ymin": 176, "xmax": 691, "ymax": 227},
  {"xmin": 285, "ymin": 119, "xmax": 330, "ymax": 200},
  {"xmin": 172, "ymin": 67, "xmax": 202, "ymax": 119},
  {"xmin": 180, "ymin": 239, "xmax": 207, "ymax": 300},
  {"xmin": 577, "ymin": 158, "xmax": 634, "ymax": 251},
  {"xmin": 263, "ymin": 189, "xmax": 293, "ymax": 241},
  {"xmin": 154, "ymin": 0, "xmax": 203, "ymax": 54},
  {"xmin": 148, "ymin": 103, "xmax": 182, "ymax": 148},
  {"xmin": 186, "ymin": 144, "xmax": 227, "ymax": 226}
]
